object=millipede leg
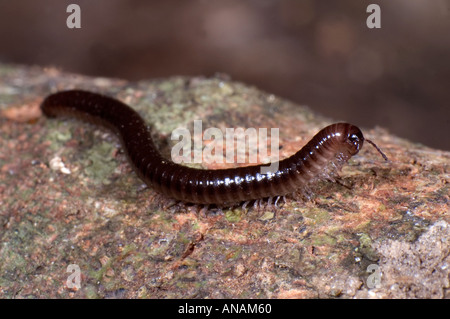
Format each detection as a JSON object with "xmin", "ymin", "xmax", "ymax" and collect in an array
[
  {"xmin": 199, "ymin": 204, "xmax": 209, "ymax": 217},
  {"xmin": 274, "ymin": 196, "xmax": 281, "ymax": 208},
  {"xmin": 267, "ymin": 197, "xmax": 273, "ymax": 208}
]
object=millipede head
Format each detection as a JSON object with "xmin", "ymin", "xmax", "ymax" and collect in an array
[
  {"xmin": 342, "ymin": 124, "xmax": 388, "ymax": 161},
  {"xmin": 344, "ymin": 124, "xmax": 365, "ymax": 156}
]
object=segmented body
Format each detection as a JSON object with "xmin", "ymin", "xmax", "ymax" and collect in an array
[{"xmin": 41, "ymin": 90, "xmax": 371, "ymax": 205}]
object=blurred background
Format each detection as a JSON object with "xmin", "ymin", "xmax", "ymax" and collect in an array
[{"xmin": 0, "ymin": 0, "xmax": 449, "ymax": 150}]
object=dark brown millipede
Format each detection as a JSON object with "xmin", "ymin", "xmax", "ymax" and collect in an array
[{"xmin": 40, "ymin": 90, "xmax": 388, "ymax": 205}]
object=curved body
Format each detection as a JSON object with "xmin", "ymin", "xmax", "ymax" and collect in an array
[{"xmin": 41, "ymin": 90, "xmax": 369, "ymax": 205}]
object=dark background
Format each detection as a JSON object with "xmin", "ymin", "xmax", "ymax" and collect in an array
[{"xmin": 1, "ymin": 0, "xmax": 449, "ymax": 150}]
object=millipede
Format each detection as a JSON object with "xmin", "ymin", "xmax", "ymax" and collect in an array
[{"xmin": 40, "ymin": 90, "xmax": 388, "ymax": 206}]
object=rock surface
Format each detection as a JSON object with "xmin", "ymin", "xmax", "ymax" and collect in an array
[{"xmin": 0, "ymin": 64, "xmax": 448, "ymax": 298}]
